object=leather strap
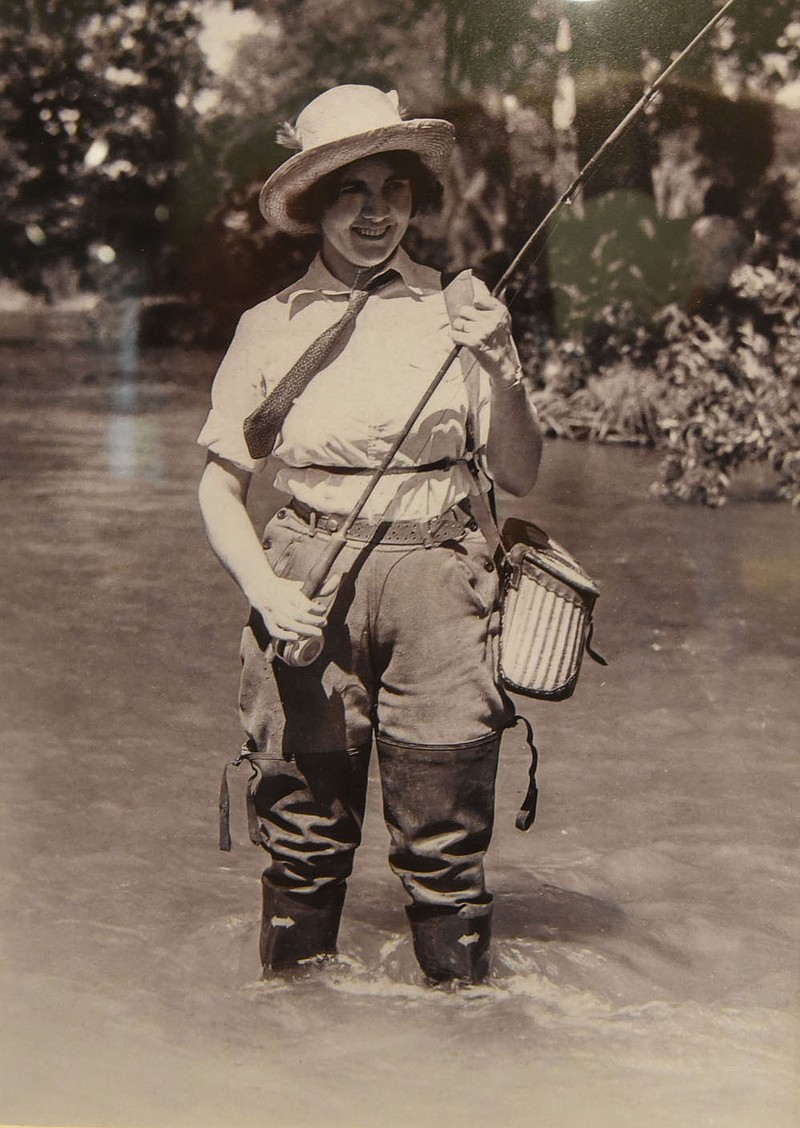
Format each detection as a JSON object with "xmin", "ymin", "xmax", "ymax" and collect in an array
[
  {"xmin": 219, "ymin": 740, "xmax": 264, "ymax": 851},
  {"xmin": 301, "ymin": 456, "xmax": 468, "ymax": 476},
  {"xmin": 441, "ymin": 271, "xmax": 507, "ymax": 564},
  {"xmin": 288, "ymin": 497, "xmax": 475, "ymax": 546},
  {"xmin": 508, "ymin": 714, "xmax": 539, "ymax": 832}
]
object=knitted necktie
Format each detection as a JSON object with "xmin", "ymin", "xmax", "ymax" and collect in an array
[{"xmin": 243, "ymin": 269, "xmax": 397, "ymax": 459}]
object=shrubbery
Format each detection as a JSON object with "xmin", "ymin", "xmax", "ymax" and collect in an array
[{"xmin": 525, "ymin": 255, "xmax": 800, "ymax": 506}]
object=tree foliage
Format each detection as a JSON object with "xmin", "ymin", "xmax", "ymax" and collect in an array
[
  {"xmin": 4, "ymin": 0, "xmax": 795, "ymax": 302},
  {"xmin": 0, "ymin": 0, "xmax": 210, "ymax": 296},
  {"xmin": 234, "ymin": 0, "xmax": 798, "ymax": 103},
  {"xmin": 652, "ymin": 257, "xmax": 800, "ymax": 506}
]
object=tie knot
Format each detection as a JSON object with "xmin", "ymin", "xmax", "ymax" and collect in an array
[{"xmin": 352, "ymin": 267, "xmax": 400, "ymax": 297}]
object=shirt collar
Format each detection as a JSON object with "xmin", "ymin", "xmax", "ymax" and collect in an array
[{"xmin": 283, "ymin": 247, "xmax": 437, "ymax": 313}]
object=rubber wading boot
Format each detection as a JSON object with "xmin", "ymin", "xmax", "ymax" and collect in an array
[
  {"xmin": 406, "ymin": 903, "xmax": 492, "ymax": 984},
  {"xmin": 260, "ymin": 879, "xmax": 346, "ymax": 972}
]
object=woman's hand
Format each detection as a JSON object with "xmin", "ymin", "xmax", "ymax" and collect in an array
[
  {"xmin": 445, "ymin": 291, "xmax": 543, "ymax": 497},
  {"xmin": 450, "ymin": 294, "xmax": 521, "ymax": 388},
  {"xmin": 199, "ymin": 453, "xmax": 344, "ymax": 640},
  {"xmin": 250, "ymin": 571, "xmax": 342, "ymax": 643}
]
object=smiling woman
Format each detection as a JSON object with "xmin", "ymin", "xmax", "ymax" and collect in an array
[{"xmin": 196, "ymin": 84, "xmax": 543, "ymax": 987}]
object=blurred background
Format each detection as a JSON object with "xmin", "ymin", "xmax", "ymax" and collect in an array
[{"xmin": 1, "ymin": 0, "xmax": 798, "ymax": 504}]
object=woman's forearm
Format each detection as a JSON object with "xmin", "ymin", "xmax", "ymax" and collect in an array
[
  {"xmin": 198, "ymin": 454, "xmax": 334, "ymax": 642},
  {"xmin": 198, "ymin": 455, "xmax": 278, "ymax": 608},
  {"xmin": 485, "ymin": 378, "xmax": 543, "ymax": 496}
]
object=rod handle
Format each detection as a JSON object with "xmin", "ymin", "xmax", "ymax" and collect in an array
[
  {"xmin": 299, "ymin": 530, "xmax": 348, "ymax": 599},
  {"xmin": 274, "ymin": 530, "xmax": 349, "ymax": 667}
]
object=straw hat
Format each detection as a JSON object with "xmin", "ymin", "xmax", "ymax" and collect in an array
[{"xmin": 259, "ymin": 85, "xmax": 455, "ymax": 235}]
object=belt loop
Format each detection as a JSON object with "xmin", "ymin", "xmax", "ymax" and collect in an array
[{"xmin": 308, "ymin": 509, "xmax": 317, "ymax": 537}]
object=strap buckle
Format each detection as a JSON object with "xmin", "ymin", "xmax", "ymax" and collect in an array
[{"xmin": 422, "ymin": 505, "xmax": 467, "ymax": 548}]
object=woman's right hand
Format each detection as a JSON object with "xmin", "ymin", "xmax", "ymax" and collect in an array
[
  {"xmin": 251, "ymin": 571, "xmax": 342, "ymax": 642},
  {"xmin": 198, "ymin": 454, "xmax": 344, "ymax": 643}
]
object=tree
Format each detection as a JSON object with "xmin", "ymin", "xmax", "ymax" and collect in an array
[
  {"xmin": 0, "ymin": 0, "xmax": 211, "ymax": 297},
  {"xmin": 0, "ymin": 28, "xmax": 108, "ymax": 292}
]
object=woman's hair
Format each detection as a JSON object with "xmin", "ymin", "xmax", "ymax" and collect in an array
[{"xmin": 287, "ymin": 150, "xmax": 444, "ymax": 229}]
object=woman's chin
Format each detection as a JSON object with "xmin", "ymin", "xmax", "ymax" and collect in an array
[
  {"xmin": 322, "ymin": 233, "xmax": 403, "ymax": 284},
  {"xmin": 348, "ymin": 234, "xmax": 400, "ymax": 266}
]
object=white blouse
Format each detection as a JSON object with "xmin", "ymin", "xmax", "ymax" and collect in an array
[{"xmin": 197, "ymin": 247, "xmax": 515, "ymax": 520}]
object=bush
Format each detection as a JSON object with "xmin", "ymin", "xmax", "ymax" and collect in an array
[
  {"xmin": 526, "ymin": 255, "xmax": 800, "ymax": 505},
  {"xmin": 652, "ymin": 257, "xmax": 800, "ymax": 506}
]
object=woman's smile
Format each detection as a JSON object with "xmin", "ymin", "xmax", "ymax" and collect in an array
[
  {"xmin": 352, "ymin": 223, "xmax": 391, "ymax": 239},
  {"xmin": 320, "ymin": 155, "xmax": 413, "ymax": 284}
]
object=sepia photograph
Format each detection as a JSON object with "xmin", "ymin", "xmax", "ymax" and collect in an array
[{"xmin": 1, "ymin": 2, "xmax": 798, "ymax": 1127}]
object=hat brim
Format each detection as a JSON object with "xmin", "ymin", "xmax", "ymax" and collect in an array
[{"xmin": 259, "ymin": 119, "xmax": 455, "ymax": 235}]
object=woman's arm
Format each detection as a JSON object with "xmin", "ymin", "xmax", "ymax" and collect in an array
[
  {"xmin": 450, "ymin": 294, "xmax": 543, "ymax": 496},
  {"xmin": 198, "ymin": 452, "xmax": 334, "ymax": 642}
]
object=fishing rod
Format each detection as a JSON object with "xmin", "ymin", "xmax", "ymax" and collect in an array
[{"xmin": 277, "ymin": 0, "xmax": 740, "ymax": 667}]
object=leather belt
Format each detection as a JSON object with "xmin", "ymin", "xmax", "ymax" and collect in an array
[{"xmin": 286, "ymin": 498, "xmax": 478, "ymax": 546}]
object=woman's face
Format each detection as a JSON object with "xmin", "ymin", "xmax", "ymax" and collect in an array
[{"xmin": 320, "ymin": 155, "xmax": 413, "ymax": 283}]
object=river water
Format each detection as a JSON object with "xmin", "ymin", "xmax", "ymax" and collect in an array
[{"xmin": 0, "ymin": 371, "xmax": 797, "ymax": 1128}]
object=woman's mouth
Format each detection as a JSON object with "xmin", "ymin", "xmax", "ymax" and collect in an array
[{"xmin": 352, "ymin": 224, "xmax": 391, "ymax": 240}]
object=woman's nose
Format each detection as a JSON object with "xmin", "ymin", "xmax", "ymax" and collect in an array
[{"xmin": 362, "ymin": 192, "xmax": 389, "ymax": 221}]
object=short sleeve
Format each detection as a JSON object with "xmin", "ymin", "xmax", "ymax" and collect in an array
[{"xmin": 196, "ymin": 309, "xmax": 269, "ymax": 474}]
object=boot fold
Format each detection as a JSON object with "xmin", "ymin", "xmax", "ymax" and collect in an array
[
  {"xmin": 406, "ymin": 903, "xmax": 492, "ymax": 984},
  {"xmin": 260, "ymin": 880, "xmax": 346, "ymax": 971},
  {"xmin": 376, "ymin": 734, "xmax": 500, "ymax": 906}
]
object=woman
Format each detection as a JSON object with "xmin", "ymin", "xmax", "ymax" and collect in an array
[{"xmin": 198, "ymin": 85, "xmax": 542, "ymax": 984}]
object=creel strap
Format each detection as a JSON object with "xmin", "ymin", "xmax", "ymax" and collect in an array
[{"xmin": 508, "ymin": 714, "xmax": 539, "ymax": 832}]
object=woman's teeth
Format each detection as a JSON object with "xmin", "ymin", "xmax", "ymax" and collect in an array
[{"xmin": 354, "ymin": 226, "xmax": 389, "ymax": 239}]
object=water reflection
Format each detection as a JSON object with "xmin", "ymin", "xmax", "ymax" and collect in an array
[
  {"xmin": 106, "ymin": 413, "xmax": 164, "ymax": 480},
  {"xmin": 113, "ymin": 295, "xmax": 140, "ymax": 412},
  {"xmin": 106, "ymin": 296, "xmax": 164, "ymax": 479}
]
